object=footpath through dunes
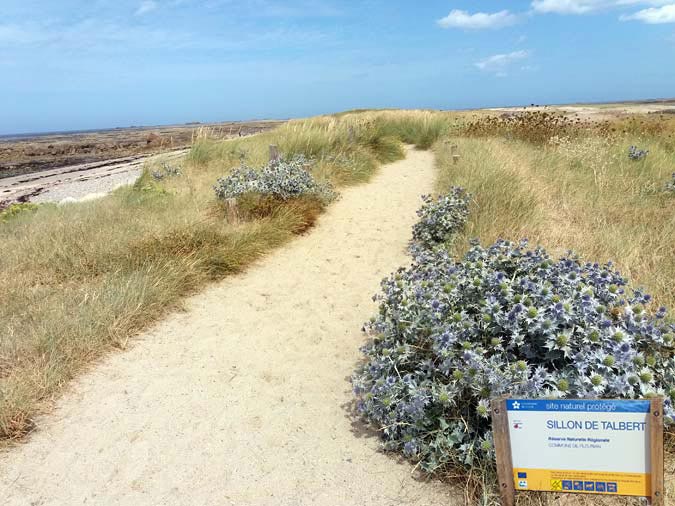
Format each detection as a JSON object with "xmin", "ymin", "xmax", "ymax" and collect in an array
[{"xmin": 0, "ymin": 148, "xmax": 461, "ymax": 506}]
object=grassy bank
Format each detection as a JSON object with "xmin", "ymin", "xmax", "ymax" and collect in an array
[
  {"xmin": 0, "ymin": 111, "xmax": 453, "ymax": 441},
  {"xmin": 433, "ymin": 123, "xmax": 675, "ymax": 505},
  {"xmin": 435, "ymin": 132, "xmax": 675, "ymax": 311}
]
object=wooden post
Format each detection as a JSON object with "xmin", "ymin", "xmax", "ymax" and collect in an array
[
  {"xmin": 451, "ymin": 144, "xmax": 460, "ymax": 164},
  {"xmin": 650, "ymin": 397, "xmax": 664, "ymax": 506},
  {"xmin": 269, "ymin": 144, "xmax": 280, "ymax": 162},
  {"xmin": 225, "ymin": 198, "xmax": 239, "ymax": 225},
  {"xmin": 491, "ymin": 398, "xmax": 515, "ymax": 506},
  {"xmin": 348, "ymin": 125, "xmax": 356, "ymax": 143}
]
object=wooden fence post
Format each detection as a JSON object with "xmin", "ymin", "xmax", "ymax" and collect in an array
[
  {"xmin": 451, "ymin": 144, "xmax": 460, "ymax": 164},
  {"xmin": 650, "ymin": 397, "xmax": 665, "ymax": 506},
  {"xmin": 269, "ymin": 144, "xmax": 280, "ymax": 162},
  {"xmin": 348, "ymin": 125, "xmax": 355, "ymax": 143},
  {"xmin": 225, "ymin": 198, "xmax": 239, "ymax": 225},
  {"xmin": 491, "ymin": 398, "xmax": 515, "ymax": 506}
]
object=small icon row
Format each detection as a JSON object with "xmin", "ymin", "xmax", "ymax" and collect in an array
[{"xmin": 561, "ymin": 480, "xmax": 618, "ymax": 493}]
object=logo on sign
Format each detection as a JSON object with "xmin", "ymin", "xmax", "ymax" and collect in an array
[
  {"xmin": 512, "ymin": 420, "xmax": 524, "ymax": 429},
  {"xmin": 512, "ymin": 401, "xmax": 521, "ymax": 410},
  {"xmin": 518, "ymin": 480, "xmax": 528, "ymax": 489}
]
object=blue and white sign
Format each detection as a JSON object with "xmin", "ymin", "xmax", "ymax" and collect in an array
[{"xmin": 506, "ymin": 398, "xmax": 652, "ymax": 496}]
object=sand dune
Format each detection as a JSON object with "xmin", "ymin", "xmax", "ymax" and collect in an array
[{"xmin": 0, "ymin": 148, "xmax": 459, "ymax": 506}]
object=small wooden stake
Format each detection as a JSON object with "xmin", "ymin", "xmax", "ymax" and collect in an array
[
  {"xmin": 492, "ymin": 398, "xmax": 515, "ymax": 506},
  {"xmin": 225, "ymin": 198, "xmax": 239, "ymax": 225},
  {"xmin": 348, "ymin": 125, "xmax": 356, "ymax": 143},
  {"xmin": 269, "ymin": 144, "xmax": 280, "ymax": 162},
  {"xmin": 451, "ymin": 144, "xmax": 460, "ymax": 164},
  {"xmin": 650, "ymin": 397, "xmax": 664, "ymax": 506}
]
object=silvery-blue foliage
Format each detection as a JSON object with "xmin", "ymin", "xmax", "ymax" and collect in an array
[
  {"xmin": 353, "ymin": 239, "xmax": 675, "ymax": 473},
  {"xmin": 152, "ymin": 162, "xmax": 182, "ymax": 181},
  {"xmin": 666, "ymin": 173, "xmax": 675, "ymax": 193},
  {"xmin": 214, "ymin": 155, "xmax": 337, "ymax": 202},
  {"xmin": 628, "ymin": 145, "xmax": 649, "ymax": 161},
  {"xmin": 411, "ymin": 188, "xmax": 470, "ymax": 250}
]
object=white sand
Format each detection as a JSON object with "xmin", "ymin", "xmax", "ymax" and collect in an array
[{"xmin": 0, "ymin": 148, "xmax": 461, "ymax": 506}]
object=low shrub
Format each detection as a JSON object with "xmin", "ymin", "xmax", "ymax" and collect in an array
[
  {"xmin": 0, "ymin": 202, "xmax": 40, "ymax": 222},
  {"xmin": 353, "ymin": 239, "xmax": 675, "ymax": 475},
  {"xmin": 666, "ymin": 173, "xmax": 675, "ymax": 193},
  {"xmin": 214, "ymin": 155, "xmax": 337, "ymax": 204},
  {"xmin": 411, "ymin": 188, "xmax": 471, "ymax": 251},
  {"xmin": 628, "ymin": 145, "xmax": 649, "ymax": 161},
  {"xmin": 151, "ymin": 162, "xmax": 182, "ymax": 181},
  {"xmin": 464, "ymin": 112, "xmax": 587, "ymax": 145}
]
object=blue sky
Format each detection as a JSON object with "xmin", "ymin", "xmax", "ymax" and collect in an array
[{"xmin": 1, "ymin": 0, "xmax": 674, "ymax": 134}]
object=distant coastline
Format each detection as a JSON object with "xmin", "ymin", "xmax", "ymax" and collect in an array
[
  {"xmin": 0, "ymin": 126, "xmax": 149, "ymax": 142},
  {"xmin": 0, "ymin": 119, "xmax": 284, "ymax": 180},
  {"xmin": 0, "ymin": 119, "xmax": 278, "ymax": 143}
]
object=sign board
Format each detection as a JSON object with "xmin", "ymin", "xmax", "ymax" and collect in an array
[{"xmin": 491, "ymin": 397, "xmax": 664, "ymax": 506}]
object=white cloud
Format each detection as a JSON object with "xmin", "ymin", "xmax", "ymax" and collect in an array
[
  {"xmin": 475, "ymin": 50, "xmax": 530, "ymax": 74},
  {"xmin": 621, "ymin": 4, "xmax": 675, "ymax": 22},
  {"xmin": 531, "ymin": 0, "xmax": 611, "ymax": 14},
  {"xmin": 618, "ymin": 0, "xmax": 674, "ymax": 5},
  {"xmin": 136, "ymin": 0, "xmax": 159, "ymax": 15},
  {"xmin": 531, "ymin": 0, "xmax": 673, "ymax": 13},
  {"xmin": 437, "ymin": 9, "xmax": 518, "ymax": 29}
]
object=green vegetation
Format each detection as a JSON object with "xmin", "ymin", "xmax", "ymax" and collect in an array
[
  {"xmin": 433, "ymin": 114, "xmax": 675, "ymax": 505},
  {"xmin": 0, "ymin": 202, "xmax": 40, "ymax": 222},
  {"xmin": 0, "ymin": 111, "xmax": 450, "ymax": 441},
  {"xmin": 435, "ymin": 131, "xmax": 675, "ymax": 313},
  {"xmin": 3, "ymin": 107, "xmax": 674, "ymax": 505}
]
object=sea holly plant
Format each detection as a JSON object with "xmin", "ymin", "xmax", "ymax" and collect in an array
[
  {"xmin": 666, "ymin": 173, "xmax": 675, "ymax": 193},
  {"xmin": 214, "ymin": 155, "xmax": 337, "ymax": 203},
  {"xmin": 411, "ymin": 187, "xmax": 471, "ymax": 251},
  {"xmin": 152, "ymin": 162, "xmax": 182, "ymax": 181},
  {"xmin": 353, "ymin": 239, "xmax": 675, "ymax": 474},
  {"xmin": 628, "ymin": 145, "xmax": 649, "ymax": 161}
]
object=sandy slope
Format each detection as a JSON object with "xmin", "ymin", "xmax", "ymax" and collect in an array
[{"xmin": 0, "ymin": 149, "xmax": 460, "ymax": 506}]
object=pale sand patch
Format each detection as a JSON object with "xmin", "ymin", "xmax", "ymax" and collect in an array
[{"xmin": 0, "ymin": 148, "xmax": 461, "ymax": 505}]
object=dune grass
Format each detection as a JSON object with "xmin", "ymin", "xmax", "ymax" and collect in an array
[
  {"xmin": 435, "ymin": 133, "xmax": 675, "ymax": 311},
  {"xmin": 0, "ymin": 110, "xmax": 453, "ymax": 441},
  {"xmin": 5, "ymin": 107, "xmax": 672, "ymax": 502},
  {"xmin": 433, "ymin": 127, "xmax": 675, "ymax": 505}
]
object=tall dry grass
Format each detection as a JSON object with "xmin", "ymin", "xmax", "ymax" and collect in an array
[
  {"xmin": 434, "ymin": 125, "xmax": 675, "ymax": 505},
  {"xmin": 0, "ymin": 110, "xmax": 451, "ymax": 441},
  {"xmin": 436, "ymin": 133, "xmax": 675, "ymax": 311}
]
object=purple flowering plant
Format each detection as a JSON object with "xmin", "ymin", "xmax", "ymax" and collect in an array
[
  {"xmin": 151, "ymin": 162, "xmax": 182, "ymax": 181},
  {"xmin": 411, "ymin": 188, "xmax": 470, "ymax": 251},
  {"xmin": 354, "ymin": 203, "xmax": 675, "ymax": 474},
  {"xmin": 666, "ymin": 173, "xmax": 675, "ymax": 193},
  {"xmin": 628, "ymin": 145, "xmax": 649, "ymax": 161},
  {"xmin": 214, "ymin": 155, "xmax": 337, "ymax": 203}
]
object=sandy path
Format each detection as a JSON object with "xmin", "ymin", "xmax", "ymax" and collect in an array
[{"xmin": 0, "ymin": 149, "xmax": 459, "ymax": 506}]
